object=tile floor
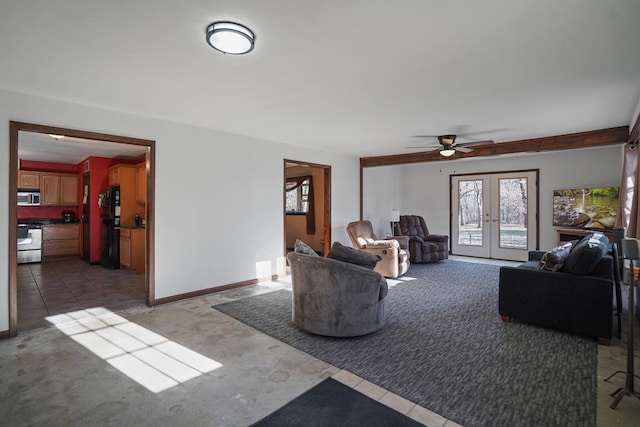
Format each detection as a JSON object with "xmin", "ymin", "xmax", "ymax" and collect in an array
[
  {"xmin": 5, "ymin": 256, "xmax": 640, "ymax": 426},
  {"xmin": 17, "ymin": 258, "xmax": 146, "ymax": 332}
]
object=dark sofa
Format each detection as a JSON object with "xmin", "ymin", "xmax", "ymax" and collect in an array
[{"xmin": 499, "ymin": 233, "xmax": 617, "ymax": 345}]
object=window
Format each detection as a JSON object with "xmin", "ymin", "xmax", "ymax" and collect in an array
[{"xmin": 286, "ymin": 178, "xmax": 310, "ymax": 213}]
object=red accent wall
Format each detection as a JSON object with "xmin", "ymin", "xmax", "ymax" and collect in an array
[
  {"xmin": 17, "ymin": 206, "xmax": 78, "ymax": 220},
  {"xmin": 82, "ymin": 156, "xmax": 113, "ymax": 264},
  {"xmin": 20, "ymin": 160, "xmax": 77, "ymax": 174}
]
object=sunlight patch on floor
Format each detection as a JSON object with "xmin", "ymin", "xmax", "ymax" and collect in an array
[
  {"xmin": 386, "ymin": 276, "xmax": 417, "ymax": 287},
  {"xmin": 46, "ymin": 307, "xmax": 222, "ymax": 393},
  {"xmin": 257, "ymin": 275, "xmax": 292, "ymax": 291}
]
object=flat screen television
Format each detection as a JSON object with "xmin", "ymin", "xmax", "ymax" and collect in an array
[{"xmin": 552, "ymin": 186, "xmax": 619, "ymax": 228}]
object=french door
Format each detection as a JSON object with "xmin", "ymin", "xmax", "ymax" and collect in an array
[{"xmin": 451, "ymin": 170, "xmax": 538, "ymax": 261}]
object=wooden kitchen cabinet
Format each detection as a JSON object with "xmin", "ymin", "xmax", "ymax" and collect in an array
[
  {"xmin": 18, "ymin": 171, "xmax": 40, "ymax": 189},
  {"xmin": 120, "ymin": 228, "xmax": 145, "ymax": 274},
  {"xmin": 120, "ymin": 229, "xmax": 131, "ymax": 269},
  {"xmin": 135, "ymin": 163, "xmax": 146, "ymax": 205},
  {"xmin": 40, "ymin": 173, "xmax": 78, "ymax": 206},
  {"xmin": 60, "ymin": 175, "xmax": 78, "ymax": 205},
  {"xmin": 40, "ymin": 174, "xmax": 61, "ymax": 205},
  {"xmin": 42, "ymin": 224, "xmax": 80, "ymax": 258},
  {"xmin": 108, "ymin": 164, "xmax": 143, "ymax": 225},
  {"xmin": 108, "ymin": 167, "xmax": 121, "ymax": 186}
]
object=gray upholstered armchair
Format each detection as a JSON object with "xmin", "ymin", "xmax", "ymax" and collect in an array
[
  {"xmin": 346, "ymin": 220, "xmax": 409, "ymax": 278},
  {"xmin": 395, "ymin": 215, "xmax": 448, "ymax": 263},
  {"xmin": 287, "ymin": 251, "xmax": 388, "ymax": 337}
]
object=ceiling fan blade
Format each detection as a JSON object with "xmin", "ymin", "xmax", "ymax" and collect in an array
[
  {"xmin": 455, "ymin": 146, "xmax": 474, "ymax": 153},
  {"xmin": 404, "ymin": 145, "xmax": 440, "ymax": 151},
  {"xmin": 455, "ymin": 139, "xmax": 494, "ymax": 147}
]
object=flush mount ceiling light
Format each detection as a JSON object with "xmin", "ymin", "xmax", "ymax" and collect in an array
[
  {"xmin": 206, "ymin": 21, "xmax": 255, "ymax": 55},
  {"xmin": 48, "ymin": 134, "xmax": 65, "ymax": 140}
]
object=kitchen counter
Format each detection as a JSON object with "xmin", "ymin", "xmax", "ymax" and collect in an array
[
  {"xmin": 18, "ymin": 218, "xmax": 80, "ymax": 225},
  {"xmin": 120, "ymin": 225, "xmax": 146, "ymax": 229}
]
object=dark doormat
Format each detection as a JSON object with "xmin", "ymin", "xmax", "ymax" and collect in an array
[{"xmin": 251, "ymin": 378, "xmax": 422, "ymax": 426}]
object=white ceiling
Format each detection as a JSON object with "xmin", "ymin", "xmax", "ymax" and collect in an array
[
  {"xmin": 18, "ymin": 131, "xmax": 147, "ymax": 164},
  {"xmin": 2, "ymin": 1, "xmax": 640, "ymax": 159}
]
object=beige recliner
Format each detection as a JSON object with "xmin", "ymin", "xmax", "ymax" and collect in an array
[{"xmin": 346, "ymin": 220, "xmax": 410, "ymax": 278}]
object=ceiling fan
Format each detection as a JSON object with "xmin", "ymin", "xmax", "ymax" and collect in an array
[{"xmin": 406, "ymin": 134, "xmax": 495, "ymax": 157}]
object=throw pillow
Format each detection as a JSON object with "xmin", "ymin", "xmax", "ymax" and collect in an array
[
  {"xmin": 562, "ymin": 233, "xmax": 608, "ymax": 275},
  {"xmin": 327, "ymin": 241, "xmax": 381, "ymax": 269},
  {"xmin": 536, "ymin": 241, "xmax": 576, "ymax": 272},
  {"xmin": 294, "ymin": 239, "xmax": 319, "ymax": 257}
]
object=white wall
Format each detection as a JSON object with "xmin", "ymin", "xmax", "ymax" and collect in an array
[
  {"xmin": 631, "ymin": 98, "xmax": 640, "ymax": 128},
  {"xmin": 363, "ymin": 146, "xmax": 624, "ymax": 251},
  {"xmin": 362, "ymin": 165, "xmax": 404, "ymax": 237},
  {"xmin": 0, "ymin": 90, "xmax": 360, "ymax": 331}
]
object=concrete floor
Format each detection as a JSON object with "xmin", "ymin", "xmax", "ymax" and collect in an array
[{"xmin": 1, "ymin": 257, "xmax": 640, "ymax": 426}]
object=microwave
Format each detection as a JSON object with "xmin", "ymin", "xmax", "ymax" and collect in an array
[{"xmin": 17, "ymin": 189, "xmax": 41, "ymax": 206}]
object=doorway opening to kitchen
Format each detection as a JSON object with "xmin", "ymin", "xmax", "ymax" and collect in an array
[
  {"xmin": 284, "ymin": 160, "xmax": 331, "ymax": 257},
  {"xmin": 8, "ymin": 121, "xmax": 155, "ymax": 338}
]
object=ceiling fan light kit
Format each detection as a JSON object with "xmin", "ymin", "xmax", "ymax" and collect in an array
[
  {"xmin": 406, "ymin": 131, "xmax": 495, "ymax": 157},
  {"xmin": 438, "ymin": 135, "xmax": 456, "ymax": 145}
]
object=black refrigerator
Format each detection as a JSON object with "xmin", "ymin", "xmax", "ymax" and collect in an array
[{"xmin": 101, "ymin": 186, "xmax": 121, "ymax": 269}]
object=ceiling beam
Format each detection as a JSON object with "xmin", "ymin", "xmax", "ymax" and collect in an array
[{"xmin": 360, "ymin": 126, "xmax": 629, "ymax": 168}]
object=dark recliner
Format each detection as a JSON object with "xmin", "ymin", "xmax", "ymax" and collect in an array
[{"xmin": 395, "ymin": 215, "xmax": 448, "ymax": 263}]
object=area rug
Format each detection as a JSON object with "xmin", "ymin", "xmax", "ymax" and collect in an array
[
  {"xmin": 251, "ymin": 378, "xmax": 423, "ymax": 426},
  {"xmin": 215, "ymin": 260, "xmax": 597, "ymax": 427}
]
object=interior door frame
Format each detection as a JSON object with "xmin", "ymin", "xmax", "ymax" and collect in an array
[
  {"xmin": 283, "ymin": 159, "xmax": 331, "ymax": 257},
  {"xmin": 450, "ymin": 169, "xmax": 539, "ymax": 260},
  {"xmin": 7, "ymin": 121, "xmax": 156, "ymax": 338}
]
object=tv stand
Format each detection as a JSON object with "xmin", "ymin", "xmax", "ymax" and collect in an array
[{"xmin": 556, "ymin": 228, "xmax": 623, "ymax": 245}]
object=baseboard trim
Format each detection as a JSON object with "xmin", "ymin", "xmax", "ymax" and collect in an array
[
  {"xmin": 154, "ymin": 274, "xmax": 282, "ymax": 305},
  {"xmin": 0, "ymin": 330, "xmax": 10, "ymax": 340}
]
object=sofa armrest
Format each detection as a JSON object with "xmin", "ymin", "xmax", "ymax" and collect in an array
[
  {"xmin": 359, "ymin": 246, "xmax": 399, "ymax": 261},
  {"xmin": 364, "ymin": 239, "xmax": 399, "ymax": 249},
  {"xmin": 424, "ymin": 234, "xmax": 448, "ymax": 243},
  {"xmin": 390, "ymin": 235, "xmax": 409, "ymax": 249},
  {"xmin": 528, "ymin": 251, "xmax": 546, "ymax": 262},
  {"xmin": 408, "ymin": 235, "xmax": 424, "ymax": 244}
]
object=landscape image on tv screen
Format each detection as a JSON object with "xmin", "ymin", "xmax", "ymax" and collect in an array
[{"xmin": 553, "ymin": 187, "xmax": 619, "ymax": 228}]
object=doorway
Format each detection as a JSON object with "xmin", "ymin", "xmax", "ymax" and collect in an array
[
  {"xmin": 8, "ymin": 121, "xmax": 156, "ymax": 338},
  {"xmin": 450, "ymin": 170, "xmax": 538, "ymax": 261},
  {"xmin": 284, "ymin": 160, "xmax": 331, "ymax": 257}
]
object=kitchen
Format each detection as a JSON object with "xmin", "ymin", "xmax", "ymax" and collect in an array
[{"xmin": 15, "ymin": 131, "xmax": 149, "ymax": 332}]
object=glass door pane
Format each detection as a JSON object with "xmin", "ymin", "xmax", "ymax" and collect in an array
[
  {"xmin": 457, "ymin": 179, "xmax": 484, "ymax": 247},
  {"xmin": 498, "ymin": 177, "xmax": 528, "ymax": 250}
]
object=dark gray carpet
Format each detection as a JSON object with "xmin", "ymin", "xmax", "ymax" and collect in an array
[
  {"xmin": 215, "ymin": 260, "xmax": 597, "ymax": 427},
  {"xmin": 251, "ymin": 378, "xmax": 423, "ymax": 426}
]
